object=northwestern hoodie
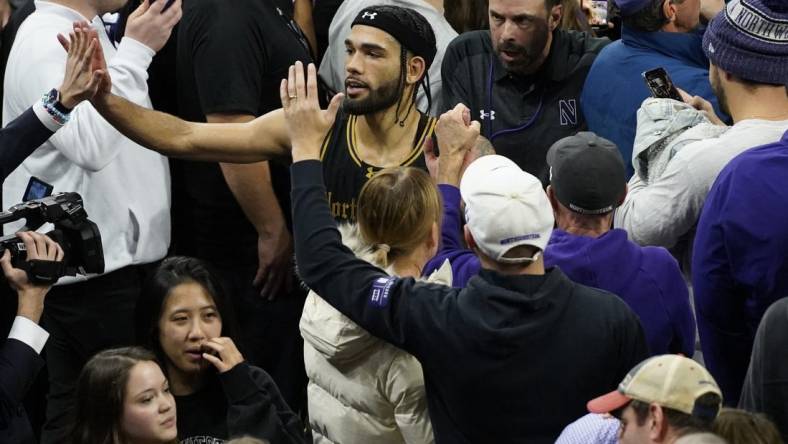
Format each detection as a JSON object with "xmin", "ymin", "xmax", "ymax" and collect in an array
[{"xmin": 545, "ymin": 228, "xmax": 695, "ymax": 356}]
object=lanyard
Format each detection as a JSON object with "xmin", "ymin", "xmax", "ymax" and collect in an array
[{"xmin": 485, "ymin": 54, "xmax": 545, "ymax": 141}]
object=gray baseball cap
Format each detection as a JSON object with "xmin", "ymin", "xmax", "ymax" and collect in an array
[{"xmin": 546, "ymin": 132, "xmax": 626, "ymax": 215}]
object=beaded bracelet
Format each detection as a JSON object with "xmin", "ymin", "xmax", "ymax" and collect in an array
[{"xmin": 41, "ymin": 90, "xmax": 71, "ymax": 125}]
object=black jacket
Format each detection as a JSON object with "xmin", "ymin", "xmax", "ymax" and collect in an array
[
  {"xmin": 0, "ymin": 108, "xmax": 54, "ymax": 183},
  {"xmin": 740, "ymin": 297, "xmax": 788, "ymax": 442},
  {"xmin": 291, "ymin": 160, "xmax": 649, "ymax": 443},
  {"xmin": 0, "ymin": 339, "xmax": 45, "ymax": 444},
  {"xmin": 441, "ymin": 29, "xmax": 608, "ymax": 185}
]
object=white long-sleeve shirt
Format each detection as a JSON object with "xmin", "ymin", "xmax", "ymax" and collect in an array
[
  {"xmin": 615, "ymin": 119, "xmax": 788, "ymax": 249},
  {"xmin": 2, "ymin": 1, "xmax": 171, "ymax": 283}
]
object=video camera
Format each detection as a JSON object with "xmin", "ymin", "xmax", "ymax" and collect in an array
[{"xmin": 0, "ymin": 192, "xmax": 104, "ymax": 284}]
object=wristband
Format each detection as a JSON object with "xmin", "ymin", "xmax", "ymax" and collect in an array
[{"xmin": 41, "ymin": 88, "xmax": 72, "ymax": 125}]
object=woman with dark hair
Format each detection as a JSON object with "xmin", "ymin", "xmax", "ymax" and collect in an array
[
  {"xmin": 71, "ymin": 346, "xmax": 177, "ymax": 444},
  {"xmin": 135, "ymin": 256, "xmax": 305, "ymax": 443}
]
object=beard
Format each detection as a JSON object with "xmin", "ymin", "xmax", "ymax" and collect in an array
[
  {"xmin": 710, "ymin": 68, "xmax": 730, "ymax": 117},
  {"xmin": 494, "ymin": 19, "xmax": 550, "ymax": 75},
  {"xmin": 343, "ymin": 75, "xmax": 402, "ymax": 115}
]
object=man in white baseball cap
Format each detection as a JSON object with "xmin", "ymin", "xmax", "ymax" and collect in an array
[{"xmin": 461, "ymin": 154, "xmax": 554, "ymax": 267}]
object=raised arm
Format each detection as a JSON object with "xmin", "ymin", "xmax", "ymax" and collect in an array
[
  {"xmin": 91, "ymin": 92, "xmax": 290, "ymax": 163},
  {"xmin": 67, "ymin": 20, "xmax": 291, "ymax": 164},
  {"xmin": 0, "ymin": 27, "xmax": 105, "ymax": 181}
]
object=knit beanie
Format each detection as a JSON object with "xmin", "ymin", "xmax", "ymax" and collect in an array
[{"xmin": 703, "ymin": 0, "xmax": 788, "ymax": 85}]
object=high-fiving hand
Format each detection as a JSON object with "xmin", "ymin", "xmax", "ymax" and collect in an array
[
  {"xmin": 55, "ymin": 23, "xmax": 107, "ymax": 108},
  {"xmin": 280, "ymin": 61, "xmax": 344, "ymax": 162},
  {"xmin": 58, "ymin": 22, "xmax": 111, "ymax": 100}
]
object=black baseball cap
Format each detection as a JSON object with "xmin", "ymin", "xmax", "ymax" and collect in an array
[{"xmin": 546, "ymin": 132, "xmax": 626, "ymax": 215}]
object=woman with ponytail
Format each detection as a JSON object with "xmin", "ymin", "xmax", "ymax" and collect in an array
[{"xmin": 299, "ymin": 167, "xmax": 450, "ymax": 444}]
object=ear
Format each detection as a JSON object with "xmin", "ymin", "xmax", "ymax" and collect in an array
[
  {"xmin": 549, "ymin": 4, "xmax": 563, "ymax": 31},
  {"xmin": 406, "ymin": 55, "xmax": 427, "ymax": 86},
  {"xmin": 429, "ymin": 221, "xmax": 439, "ymax": 251},
  {"xmin": 546, "ymin": 185, "xmax": 556, "ymax": 204},
  {"xmin": 648, "ymin": 404, "xmax": 667, "ymax": 441},
  {"xmin": 463, "ymin": 226, "xmax": 478, "ymax": 252},
  {"xmin": 663, "ymin": 0, "xmax": 678, "ymax": 22}
]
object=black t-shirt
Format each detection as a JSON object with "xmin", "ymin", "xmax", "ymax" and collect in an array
[
  {"xmin": 172, "ymin": 0, "xmax": 312, "ymax": 266},
  {"xmin": 441, "ymin": 29, "xmax": 609, "ymax": 185},
  {"xmin": 320, "ymin": 111, "xmax": 435, "ymax": 223},
  {"xmin": 175, "ymin": 379, "xmax": 228, "ymax": 443}
]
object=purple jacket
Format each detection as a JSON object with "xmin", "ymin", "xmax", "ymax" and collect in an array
[
  {"xmin": 693, "ymin": 130, "xmax": 788, "ymax": 405},
  {"xmin": 424, "ymin": 185, "xmax": 695, "ymax": 356},
  {"xmin": 423, "ymin": 185, "xmax": 482, "ymax": 286}
]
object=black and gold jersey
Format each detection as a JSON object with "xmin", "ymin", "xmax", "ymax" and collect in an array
[{"xmin": 320, "ymin": 112, "xmax": 436, "ymax": 223}]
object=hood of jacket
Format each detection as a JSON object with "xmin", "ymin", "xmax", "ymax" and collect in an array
[
  {"xmin": 544, "ymin": 228, "xmax": 642, "ymax": 297},
  {"xmin": 299, "ymin": 223, "xmax": 452, "ymax": 365}
]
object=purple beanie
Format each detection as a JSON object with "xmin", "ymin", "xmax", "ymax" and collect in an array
[{"xmin": 703, "ymin": 0, "xmax": 788, "ymax": 85}]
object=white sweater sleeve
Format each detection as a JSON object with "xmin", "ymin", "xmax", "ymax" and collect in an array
[
  {"xmin": 615, "ymin": 154, "xmax": 704, "ymax": 249},
  {"xmin": 16, "ymin": 26, "xmax": 154, "ymax": 172}
]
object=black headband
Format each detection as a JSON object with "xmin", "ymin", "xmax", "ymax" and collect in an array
[{"xmin": 351, "ymin": 8, "xmax": 437, "ymax": 70}]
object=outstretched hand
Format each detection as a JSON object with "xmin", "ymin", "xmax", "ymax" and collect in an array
[
  {"xmin": 280, "ymin": 61, "xmax": 344, "ymax": 162},
  {"xmin": 56, "ymin": 23, "xmax": 108, "ymax": 107},
  {"xmin": 58, "ymin": 22, "xmax": 111, "ymax": 99}
]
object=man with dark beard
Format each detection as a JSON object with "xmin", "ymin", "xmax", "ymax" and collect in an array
[
  {"xmin": 440, "ymin": 0, "xmax": 609, "ymax": 184},
  {"xmin": 77, "ymin": 5, "xmax": 438, "ymax": 224}
]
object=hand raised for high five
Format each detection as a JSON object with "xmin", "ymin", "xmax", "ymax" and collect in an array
[
  {"xmin": 58, "ymin": 22, "xmax": 111, "ymax": 99},
  {"xmin": 280, "ymin": 61, "xmax": 344, "ymax": 162},
  {"xmin": 55, "ymin": 23, "xmax": 107, "ymax": 108}
]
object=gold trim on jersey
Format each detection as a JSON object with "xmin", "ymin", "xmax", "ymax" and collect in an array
[
  {"xmin": 320, "ymin": 127, "xmax": 334, "ymax": 161},
  {"xmin": 344, "ymin": 114, "xmax": 437, "ymax": 168}
]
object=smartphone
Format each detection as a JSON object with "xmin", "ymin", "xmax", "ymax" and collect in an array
[
  {"xmin": 23, "ymin": 176, "xmax": 54, "ymax": 202},
  {"xmin": 642, "ymin": 67, "xmax": 683, "ymax": 101}
]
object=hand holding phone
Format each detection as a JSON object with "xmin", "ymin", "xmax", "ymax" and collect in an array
[{"xmin": 676, "ymin": 88, "xmax": 726, "ymax": 126}]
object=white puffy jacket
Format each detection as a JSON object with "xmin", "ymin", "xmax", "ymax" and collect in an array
[{"xmin": 299, "ymin": 224, "xmax": 451, "ymax": 444}]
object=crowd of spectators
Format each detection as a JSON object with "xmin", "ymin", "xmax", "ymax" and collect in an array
[{"xmin": 1, "ymin": 0, "xmax": 787, "ymax": 443}]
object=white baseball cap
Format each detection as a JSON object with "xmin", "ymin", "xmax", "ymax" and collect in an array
[{"xmin": 460, "ymin": 155, "xmax": 554, "ymax": 264}]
